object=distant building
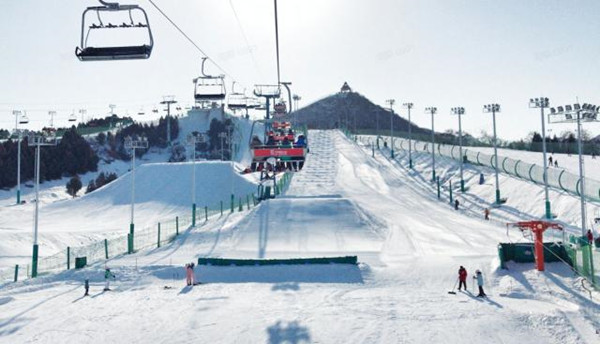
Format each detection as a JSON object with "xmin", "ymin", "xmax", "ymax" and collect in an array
[{"xmin": 340, "ymin": 82, "xmax": 352, "ymax": 93}]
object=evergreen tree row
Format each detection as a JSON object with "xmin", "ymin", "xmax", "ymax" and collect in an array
[{"xmin": 0, "ymin": 127, "xmax": 99, "ymax": 189}]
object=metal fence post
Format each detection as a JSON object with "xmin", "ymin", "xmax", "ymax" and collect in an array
[
  {"xmin": 104, "ymin": 239, "xmax": 109, "ymax": 259},
  {"xmin": 67, "ymin": 246, "xmax": 71, "ymax": 270},
  {"xmin": 437, "ymin": 177, "xmax": 441, "ymax": 199},
  {"xmin": 231, "ymin": 194, "xmax": 234, "ymax": 213},
  {"xmin": 205, "ymin": 206, "xmax": 208, "ymax": 222},
  {"xmin": 449, "ymin": 180, "xmax": 453, "ymax": 204},
  {"xmin": 238, "ymin": 197, "xmax": 243, "ymax": 212},
  {"xmin": 220, "ymin": 201, "xmax": 223, "ymax": 216},
  {"xmin": 247, "ymin": 195, "xmax": 250, "ymax": 210},
  {"xmin": 176, "ymin": 216, "xmax": 179, "ymax": 236},
  {"xmin": 157, "ymin": 222, "xmax": 161, "ymax": 248},
  {"xmin": 14, "ymin": 264, "xmax": 19, "ymax": 282}
]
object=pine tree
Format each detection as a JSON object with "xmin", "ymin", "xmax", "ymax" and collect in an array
[{"xmin": 66, "ymin": 176, "xmax": 82, "ymax": 198}]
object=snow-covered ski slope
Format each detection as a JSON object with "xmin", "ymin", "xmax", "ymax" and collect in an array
[{"xmin": 1, "ymin": 130, "xmax": 599, "ymax": 343}]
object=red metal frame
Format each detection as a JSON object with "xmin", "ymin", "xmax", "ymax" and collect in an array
[{"xmin": 507, "ymin": 221, "xmax": 563, "ymax": 271}]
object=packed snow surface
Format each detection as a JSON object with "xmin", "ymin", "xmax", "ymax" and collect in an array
[{"xmin": 0, "ymin": 130, "xmax": 599, "ymax": 343}]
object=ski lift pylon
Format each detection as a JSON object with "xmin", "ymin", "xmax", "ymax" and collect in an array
[{"xmin": 75, "ymin": 0, "xmax": 154, "ymax": 61}]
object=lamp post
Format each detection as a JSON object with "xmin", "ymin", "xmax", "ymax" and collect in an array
[
  {"xmin": 483, "ymin": 103, "xmax": 501, "ymax": 204},
  {"xmin": 78, "ymin": 109, "xmax": 87, "ymax": 123},
  {"xmin": 28, "ymin": 129, "xmax": 57, "ymax": 278},
  {"xmin": 403, "ymin": 103, "xmax": 414, "ymax": 168},
  {"xmin": 548, "ymin": 102, "xmax": 599, "ymax": 284},
  {"xmin": 218, "ymin": 132, "xmax": 227, "ymax": 160},
  {"xmin": 160, "ymin": 96, "xmax": 177, "ymax": 146},
  {"xmin": 13, "ymin": 110, "xmax": 28, "ymax": 205},
  {"xmin": 387, "ymin": 99, "xmax": 395, "ymax": 159},
  {"xmin": 529, "ymin": 97, "xmax": 551, "ymax": 218},
  {"xmin": 425, "ymin": 107, "xmax": 437, "ymax": 181},
  {"xmin": 451, "ymin": 107, "xmax": 466, "ymax": 192},
  {"xmin": 124, "ymin": 136, "xmax": 149, "ymax": 254},
  {"xmin": 48, "ymin": 111, "xmax": 56, "ymax": 127},
  {"xmin": 187, "ymin": 134, "xmax": 198, "ymax": 226}
]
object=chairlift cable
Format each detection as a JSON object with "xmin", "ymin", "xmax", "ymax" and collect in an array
[
  {"xmin": 273, "ymin": 0, "xmax": 281, "ymax": 86},
  {"xmin": 228, "ymin": 0, "xmax": 262, "ymax": 80},
  {"xmin": 146, "ymin": 0, "xmax": 239, "ymax": 86}
]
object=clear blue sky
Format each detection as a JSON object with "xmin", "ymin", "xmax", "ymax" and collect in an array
[{"xmin": 2, "ymin": 0, "xmax": 600, "ymax": 140}]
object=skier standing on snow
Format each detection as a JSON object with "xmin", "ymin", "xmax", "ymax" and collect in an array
[
  {"xmin": 474, "ymin": 270, "xmax": 486, "ymax": 297},
  {"xmin": 454, "ymin": 199, "xmax": 460, "ymax": 210},
  {"xmin": 484, "ymin": 208, "xmax": 490, "ymax": 220},
  {"xmin": 458, "ymin": 266, "xmax": 467, "ymax": 291},
  {"xmin": 104, "ymin": 267, "xmax": 115, "ymax": 291},
  {"xmin": 84, "ymin": 279, "xmax": 89, "ymax": 296},
  {"xmin": 185, "ymin": 263, "xmax": 191, "ymax": 286},
  {"xmin": 189, "ymin": 262, "xmax": 196, "ymax": 285},
  {"xmin": 587, "ymin": 229, "xmax": 594, "ymax": 245}
]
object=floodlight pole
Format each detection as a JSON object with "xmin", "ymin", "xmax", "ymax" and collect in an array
[
  {"xmin": 387, "ymin": 99, "xmax": 395, "ymax": 159},
  {"xmin": 484, "ymin": 104, "xmax": 501, "ymax": 204},
  {"xmin": 13, "ymin": 111, "xmax": 24, "ymax": 205},
  {"xmin": 161, "ymin": 96, "xmax": 177, "ymax": 146},
  {"xmin": 29, "ymin": 132, "xmax": 57, "ymax": 278},
  {"xmin": 125, "ymin": 137, "xmax": 149, "ymax": 254},
  {"xmin": 403, "ymin": 103, "xmax": 414, "ymax": 168},
  {"xmin": 575, "ymin": 110, "xmax": 587, "ymax": 237},
  {"xmin": 529, "ymin": 97, "xmax": 551, "ymax": 218},
  {"xmin": 425, "ymin": 107, "xmax": 437, "ymax": 181},
  {"xmin": 451, "ymin": 107, "xmax": 466, "ymax": 192},
  {"xmin": 187, "ymin": 135, "xmax": 197, "ymax": 226}
]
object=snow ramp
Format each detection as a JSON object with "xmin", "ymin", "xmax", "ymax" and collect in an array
[{"xmin": 201, "ymin": 196, "xmax": 384, "ymax": 261}]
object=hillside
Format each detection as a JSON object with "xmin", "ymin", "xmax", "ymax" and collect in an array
[{"xmin": 293, "ymin": 90, "xmax": 428, "ymax": 134}]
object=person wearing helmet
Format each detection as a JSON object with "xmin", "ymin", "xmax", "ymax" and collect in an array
[{"xmin": 474, "ymin": 270, "xmax": 486, "ymax": 297}]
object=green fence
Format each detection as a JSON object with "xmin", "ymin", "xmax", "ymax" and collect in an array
[
  {"xmin": 198, "ymin": 256, "xmax": 358, "ymax": 266},
  {"xmin": 0, "ymin": 190, "xmax": 263, "ymax": 284},
  {"xmin": 358, "ymin": 134, "xmax": 600, "ymax": 203}
]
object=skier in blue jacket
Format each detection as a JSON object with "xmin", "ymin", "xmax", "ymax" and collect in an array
[
  {"xmin": 104, "ymin": 267, "xmax": 116, "ymax": 291},
  {"xmin": 474, "ymin": 270, "xmax": 486, "ymax": 297}
]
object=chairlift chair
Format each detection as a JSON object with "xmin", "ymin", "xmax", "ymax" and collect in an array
[
  {"xmin": 227, "ymin": 82, "xmax": 247, "ymax": 111},
  {"xmin": 75, "ymin": 0, "xmax": 154, "ymax": 61},
  {"xmin": 19, "ymin": 113, "xmax": 30, "ymax": 125},
  {"xmin": 194, "ymin": 58, "xmax": 226, "ymax": 102},
  {"xmin": 137, "ymin": 107, "xmax": 145, "ymax": 116},
  {"xmin": 68, "ymin": 113, "xmax": 78, "ymax": 122},
  {"xmin": 152, "ymin": 106, "xmax": 159, "ymax": 114}
]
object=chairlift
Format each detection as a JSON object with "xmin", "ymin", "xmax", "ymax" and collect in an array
[
  {"xmin": 75, "ymin": 0, "xmax": 153, "ymax": 61},
  {"xmin": 194, "ymin": 57, "xmax": 226, "ymax": 102},
  {"xmin": 152, "ymin": 106, "xmax": 159, "ymax": 114},
  {"xmin": 19, "ymin": 113, "xmax": 30, "ymax": 125},
  {"xmin": 253, "ymin": 84, "xmax": 281, "ymax": 98},
  {"xmin": 137, "ymin": 107, "xmax": 145, "ymax": 116},
  {"xmin": 68, "ymin": 113, "xmax": 78, "ymax": 122},
  {"xmin": 228, "ymin": 82, "xmax": 248, "ymax": 111}
]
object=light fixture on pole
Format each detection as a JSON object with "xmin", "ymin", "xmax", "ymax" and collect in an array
[
  {"xmin": 548, "ymin": 102, "xmax": 599, "ymax": 283},
  {"xmin": 403, "ymin": 102, "xmax": 414, "ymax": 168},
  {"xmin": 78, "ymin": 109, "xmax": 87, "ymax": 123},
  {"xmin": 483, "ymin": 103, "xmax": 502, "ymax": 204},
  {"xmin": 425, "ymin": 107, "xmax": 437, "ymax": 181},
  {"xmin": 13, "ymin": 110, "xmax": 28, "ymax": 205},
  {"xmin": 386, "ymin": 99, "xmax": 395, "ymax": 159},
  {"xmin": 529, "ymin": 97, "xmax": 551, "ymax": 219},
  {"xmin": 451, "ymin": 107, "xmax": 466, "ymax": 192},
  {"xmin": 48, "ymin": 111, "xmax": 56, "ymax": 127},
  {"xmin": 124, "ymin": 136, "xmax": 149, "ymax": 254},
  {"xmin": 160, "ymin": 96, "xmax": 177, "ymax": 146},
  {"xmin": 28, "ymin": 128, "xmax": 58, "ymax": 278},
  {"xmin": 186, "ymin": 133, "xmax": 198, "ymax": 227}
]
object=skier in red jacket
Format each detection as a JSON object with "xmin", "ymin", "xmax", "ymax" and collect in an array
[
  {"xmin": 458, "ymin": 266, "xmax": 468, "ymax": 291},
  {"xmin": 587, "ymin": 230, "xmax": 594, "ymax": 245}
]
